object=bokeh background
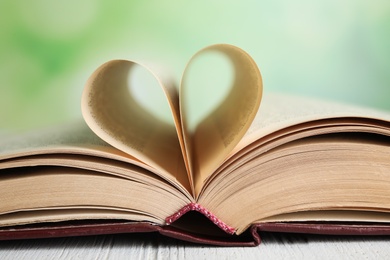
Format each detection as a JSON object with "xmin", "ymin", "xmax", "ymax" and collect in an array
[{"xmin": 1, "ymin": 0, "xmax": 389, "ymax": 132}]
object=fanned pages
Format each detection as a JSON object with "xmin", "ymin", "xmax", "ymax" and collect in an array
[{"xmin": 1, "ymin": 44, "xmax": 390, "ymax": 246}]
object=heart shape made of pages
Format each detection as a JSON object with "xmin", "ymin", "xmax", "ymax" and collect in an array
[{"xmin": 81, "ymin": 44, "xmax": 262, "ymax": 196}]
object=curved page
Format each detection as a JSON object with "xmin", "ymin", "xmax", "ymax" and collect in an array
[
  {"xmin": 180, "ymin": 44, "xmax": 263, "ymax": 196},
  {"xmin": 82, "ymin": 60, "xmax": 190, "ymax": 193}
]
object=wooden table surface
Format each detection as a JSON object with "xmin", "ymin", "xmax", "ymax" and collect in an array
[{"xmin": 1, "ymin": 232, "xmax": 389, "ymax": 259}]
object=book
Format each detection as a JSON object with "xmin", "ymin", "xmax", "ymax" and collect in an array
[{"xmin": 1, "ymin": 44, "xmax": 390, "ymax": 246}]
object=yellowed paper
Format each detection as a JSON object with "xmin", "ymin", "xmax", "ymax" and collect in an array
[
  {"xmin": 231, "ymin": 92, "xmax": 390, "ymax": 156},
  {"xmin": 180, "ymin": 44, "xmax": 263, "ymax": 196},
  {"xmin": 82, "ymin": 60, "xmax": 191, "ymax": 193}
]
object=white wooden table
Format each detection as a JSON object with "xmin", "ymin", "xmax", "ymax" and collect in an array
[{"xmin": 1, "ymin": 232, "xmax": 389, "ymax": 259}]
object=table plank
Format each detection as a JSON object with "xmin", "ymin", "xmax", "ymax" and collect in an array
[{"xmin": 1, "ymin": 232, "xmax": 389, "ymax": 259}]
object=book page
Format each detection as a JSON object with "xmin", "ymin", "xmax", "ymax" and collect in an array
[
  {"xmin": 0, "ymin": 120, "xmax": 192, "ymax": 199},
  {"xmin": 0, "ymin": 166, "xmax": 190, "ymax": 227},
  {"xmin": 197, "ymin": 92, "xmax": 390, "ymax": 196},
  {"xmin": 231, "ymin": 92, "xmax": 390, "ymax": 156},
  {"xmin": 0, "ymin": 120, "xmax": 116, "ymax": 159},
  {"xmin": 199, "ymin": 133, "xmax": 390, "ymax": 234},
  {"xmin": 82, "ymin": 60, "xmax": 191, "ymax": 193},
  {"xmin": 180, "ymin": 44, "xmax": 263, "ymax": 196}
]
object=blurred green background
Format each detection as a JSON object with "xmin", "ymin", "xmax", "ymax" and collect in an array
[{"xmin": 1, "ymin": 0, "xmax": 389, "ymax": 132}]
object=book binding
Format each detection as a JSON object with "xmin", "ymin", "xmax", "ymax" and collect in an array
[{"xmin": 165, "ymin": 203, "xmax": 236, "ymax": 235}]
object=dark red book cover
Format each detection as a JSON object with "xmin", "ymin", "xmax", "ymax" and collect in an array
[{"xmin": 1, "ymin": 203, "xmax": 390, "ymax": 246}]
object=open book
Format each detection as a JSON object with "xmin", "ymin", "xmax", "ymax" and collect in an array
[{"xmin": 1, "ymin": 44, "xmax": 390, "ymax": 246}]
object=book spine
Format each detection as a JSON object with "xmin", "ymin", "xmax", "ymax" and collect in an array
[{"xmin": 165, "ymin": 203, "xmax": 236, "ymax": 235}]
